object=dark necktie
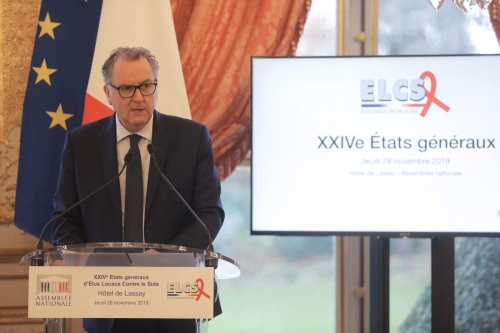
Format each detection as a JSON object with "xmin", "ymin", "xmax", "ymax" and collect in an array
[{"xmin": 124, "ymin": 134, "xmax": 144, "ymax": 242}]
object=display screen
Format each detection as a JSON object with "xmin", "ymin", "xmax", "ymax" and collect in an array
[{"xmin": 251, "ymin": 55, "xmax": 500, "ymax": 236}]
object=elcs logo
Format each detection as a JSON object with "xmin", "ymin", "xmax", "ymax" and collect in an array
[
  {"xmin": 167, "ymin": 278, "xmax": 210, "ymax": 301},
  {"xmin": 361, "ymin": 71, "xmax": 450, "ymax": 117}
]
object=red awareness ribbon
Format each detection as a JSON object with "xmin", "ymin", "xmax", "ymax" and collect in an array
[
  {"xmin": 407, "ymin": 71, "xmax": 450, "ymax": 117},
  {"xmin": 190, "ymin": 278, "xmax": 210, "ymax": 301}
]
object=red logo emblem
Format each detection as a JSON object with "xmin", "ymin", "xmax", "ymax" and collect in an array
[
  {"xmin": 407, "ymin": 71, "xmax": 450, "ymax": 117},
  {"xmin": 190, "ymin": 278, "xmax": 210, "ymax": 301}
]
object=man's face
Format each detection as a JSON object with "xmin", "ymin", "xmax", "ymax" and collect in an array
[{"xmin": 103, "ymin": 56, "xmax": 158, "ymax": 133}]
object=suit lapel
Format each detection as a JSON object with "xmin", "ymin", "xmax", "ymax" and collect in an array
[
  {"xmin": 98, "ymin": 115, "xmax": 122, "ymax": 221},
  {"xmin": 145, "ymin": 111, "xmax": 170, "ymax": 220}
]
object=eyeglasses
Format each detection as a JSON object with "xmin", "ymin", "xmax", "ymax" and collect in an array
[{"xmin": 109, "ymin": 82, "xmax": 157, "ymax": 98}]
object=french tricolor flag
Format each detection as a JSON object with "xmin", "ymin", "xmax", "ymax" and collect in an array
[{"xmin": 15, "ymin": 0, "xmax": 189, "ymax": 239}]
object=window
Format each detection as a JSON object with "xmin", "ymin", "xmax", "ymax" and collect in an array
[{"xmin": 210, "ymin": 1, "xmax": 337, "ymax": 331}]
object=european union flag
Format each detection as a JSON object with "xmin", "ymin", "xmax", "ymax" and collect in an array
[{"xmin": 15, "ymin": 1, "xmax": 103, "ymax": 240}]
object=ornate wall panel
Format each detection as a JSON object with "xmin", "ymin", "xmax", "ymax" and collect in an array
[
  {"xmin": 0, "ymin": 0, "xmax": 40, "ymax": 226},
  {"xmin": 0, "ymin": 1, "xmax": 45, "ymax": 332}
]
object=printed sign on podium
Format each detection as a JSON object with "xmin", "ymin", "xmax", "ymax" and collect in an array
[{"xmin": 29, "ymin": 266, "xmax": 214, "ymax": 319}]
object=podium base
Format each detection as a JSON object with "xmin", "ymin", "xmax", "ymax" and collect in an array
[
  {"xmin": 44, "ymin": 318, "xmax": 66, "ymax": 333},
  {"xmin": 43, "ymin": 318, "xmax": 208, "ymax": 333},
  {"xmin": 197, "ymin": 319, "xmax": 209, "ymax": 333}
]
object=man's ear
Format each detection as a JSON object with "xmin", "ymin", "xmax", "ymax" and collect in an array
[{"xmin": 103, "ymin": 85, "xmax": 112, "ymax": 105}]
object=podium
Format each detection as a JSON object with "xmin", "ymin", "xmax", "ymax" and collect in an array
[{"xmin": 20, "ymin": 242, "xmax": 240, "ymax": 333}]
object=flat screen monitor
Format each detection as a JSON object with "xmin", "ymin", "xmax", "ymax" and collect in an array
[{"xmin": 251, "ymin": 55, "xmax": 500, "ymax": 236}]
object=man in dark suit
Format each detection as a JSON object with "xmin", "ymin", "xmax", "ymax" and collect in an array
[{"xmin": 52, "ymin": 47, "xmax": 224, "ymax": 333}]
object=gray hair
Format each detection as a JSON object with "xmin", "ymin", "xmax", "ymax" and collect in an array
[{"xmin": 101, "ymin": 46, "xmax": 160, "ymax": 84}]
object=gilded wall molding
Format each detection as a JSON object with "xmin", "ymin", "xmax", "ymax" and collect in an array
[
  {"xmin": 371, "ymin": 0, "xmax": 378, "ymax": 55},
  {"xmin": 337, "ymin": 0, "xmax": 346, "ymax": 55},
  {"xmin": 0, "ymin": 248, "xmax": 33, "ymax": 263},
  {"xmin": 0, "ymin": 306, "xmax": 42, "ymax": 325},
  {"xmin": 0, "ymin": 0, "xmax": 42, "ymax": 225}
]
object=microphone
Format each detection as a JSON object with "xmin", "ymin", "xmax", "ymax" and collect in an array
[
  {"xmin": 31, "ymin": 152, "xmax": 133, "ymax": 266},
  {"xmin": 147, "ymin": 143, "xmax": 218, "ymax": 268}
]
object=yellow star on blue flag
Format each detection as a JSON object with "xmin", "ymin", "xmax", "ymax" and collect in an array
[
  {"xmin": 32, "ymin": 59, "xmax": 57, "ymax": 85},
  {"xmin": 38, "ymin": 12, "xmax": 61, "ymax": 39},
  {"xmin": 46, "ymin": 104, "xmax": 74, "ymax": 130}
]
